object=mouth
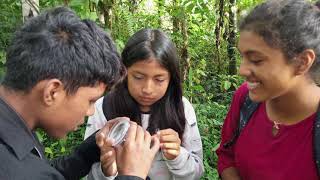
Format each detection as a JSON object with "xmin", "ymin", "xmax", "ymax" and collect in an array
[
  {"xmin": 247, "ymin": 81, "xmax": 260, "ymax": 90},
  {"xmin": 139, "ymin": 97, "xmax": 155, "ymax": 103}
]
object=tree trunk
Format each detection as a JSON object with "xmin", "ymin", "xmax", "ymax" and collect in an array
[
  {"xmin": 22, "ymin": 0, "xmax": 39, "ymax": 22},
  {"xmin": 63, "ymin": 0, "xmax": 69, "ymax": 6},
  {"xmin": 172, "ymin": 0, "xmax": 180, "ymax": 32},
  {"xmin": 180, "ymin": 11, "xmax": 190, "ymax": 81},
  {"xmin": 129, "ymin": 0, "xmax": 139, "ymax": 13},
  {"xmin": 227, "ymin": 0, "xmax": 237, "ymax": 75},
  {"xmin": 157, "ymin": 0, "xmax": 165, "ymax": 27},
  {"xmin": 214, "ymin": 0, "xmax": 224, "ymax": 73},
  {"xmin": 172, "ymin": 0, "xmax": 180, "ymax": 50},
  {"xmin": 98, "ymin": 0, "xmax": 114, "ymax": 32}
]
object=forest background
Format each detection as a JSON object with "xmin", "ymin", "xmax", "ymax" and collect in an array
[{"xmin": 1, "ymin": 0, "xmax": 274, "ymax": 179}]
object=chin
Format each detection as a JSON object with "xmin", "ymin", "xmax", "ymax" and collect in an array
[{"xmin": 139, "ymin": 101, "xmax": 153, "ymax": 107}]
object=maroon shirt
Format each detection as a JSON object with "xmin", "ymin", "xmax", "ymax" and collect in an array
[{"xmin": 216, "ymin": 83, "xmax": 318, "ymax": 180}]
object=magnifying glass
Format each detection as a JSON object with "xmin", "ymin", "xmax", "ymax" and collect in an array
[{"xmin": 107, "ymin": 118, "xmax": 130, "ymax": 146}]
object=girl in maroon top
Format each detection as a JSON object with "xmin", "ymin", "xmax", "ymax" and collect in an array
[{"xmin": 216, "ymin": 0, "xmax": 320, "ymax": 179}]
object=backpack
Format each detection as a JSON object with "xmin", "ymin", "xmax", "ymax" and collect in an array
[{"xmin": 222, "ymin": 92, "xmax": 320, "ymax": 176}]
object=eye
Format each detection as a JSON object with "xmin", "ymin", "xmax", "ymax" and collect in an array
[
  {"xmin": 133, "ymin": 75, "xmax": 143, "ymax": 80},
  {"xmin": 156, "ymin": 78, "xmax": 165, "ymax": 83},
  {"xmin": 250, "ymin": 59, "xmax": 263, "ymax": 65},
  {"xmin": 89, "ymin": 98, "xmax": 98, "ymax": 105}
]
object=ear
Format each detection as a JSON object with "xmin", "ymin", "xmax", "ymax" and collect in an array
[
  {"xmin": 294, "ymin": 49, "xmax": 316, "ymax": 75},
  {"xmin": 42, "ymin": 79, "xmax": 65, "ymax": 106}
]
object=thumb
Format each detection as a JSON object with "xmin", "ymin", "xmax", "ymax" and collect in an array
[
  {"xmin": 96, "ymin": 131, "xmax": 106, "ymax": 148},
  {"xmin": 104, "ymin": 138, "xmax": 115, "ymax": 148}
]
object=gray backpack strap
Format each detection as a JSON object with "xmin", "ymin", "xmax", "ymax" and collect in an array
[
  {"xmin": 314, "ymin": 108, "xmax": 320, "ymax": 176},
  {"xmin": 239, "ymin": 94, "xmax": 259, "ymax": 132},
  {"xmin": 223, "ymin": 93, "xmax": 259, "ymax": 148}
]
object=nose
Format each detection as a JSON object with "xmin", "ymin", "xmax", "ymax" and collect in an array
[
  {"xmin": 86, "ymin": 104, "xmax": 95, "ymax": 116},
  {"xmin": 238, "ymin": 60, "xmax": 251, "ymax": 78},
  {"xmin": 142, "ymin": 80, "xmax": 153, "ymax": 95}
]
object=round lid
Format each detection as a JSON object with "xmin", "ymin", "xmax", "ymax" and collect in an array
[{"xmin": 107, "ymin": 118, "xmax": 130, "ymax": 146}]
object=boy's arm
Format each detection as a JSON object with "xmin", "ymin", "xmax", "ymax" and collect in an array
[{"xmin": 51, "ymin": 132, "xmax": 100, "ymax": 180}]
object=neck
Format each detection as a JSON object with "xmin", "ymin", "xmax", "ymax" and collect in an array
[
  {"xmin": 140, "ymin": 105, "xmax": 151, "ymax": 113},
  {"xmin": 266, "ymin": 81, "xmax": 320, "ymax": 125},
  {"xmin": 0, "ymin": 86, "xmax": 38, "ymax": 131}
]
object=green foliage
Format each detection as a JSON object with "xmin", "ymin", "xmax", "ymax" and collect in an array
[
  {"xmin": 195, "ymin": 101, "xmax": 228, "ymax": 179},
  {"xmin": 0, "ymin": 0, "xmax": 22, "ymax": 65},
  {"xmin": 36, "ymin": 123, "xmax": 87, "ymax": 159}
]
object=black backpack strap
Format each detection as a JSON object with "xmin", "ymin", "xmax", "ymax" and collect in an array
[
  {"xmin": 223, "ymin": 93, "xmax": 259, "ymax": 148},
  {"xmin": 314, "ymin": 107, "xmax": 320, "ymax": 176}
]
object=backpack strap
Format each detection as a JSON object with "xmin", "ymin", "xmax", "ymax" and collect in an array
[
  {"xmin": 223, "ymin": 93, "xmax": 259, "ymax": 148},
  {"xmin": 314, "ymin": 107, "xmax": 320, "ymax": 176}
]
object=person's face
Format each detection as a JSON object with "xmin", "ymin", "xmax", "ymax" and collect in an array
[
  {"xmin": 42, "ymin": 82, "xmax": 106, "ymax": 138},
  {"xmin": 238, "ymin": 31, "xmax": 298, "ymax": 102},
  {"xmin": 127, "ymin": 58, "xmax": 170, "ymax": 112}
]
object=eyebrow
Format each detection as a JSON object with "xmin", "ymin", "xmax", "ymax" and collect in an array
[
  {"xmin": 237, "ymin": 47, "xmax": 265, "ymax": 57},
  {"xmin": 131, "ymin": 71, "xmax": 168, "ymax": 77}
]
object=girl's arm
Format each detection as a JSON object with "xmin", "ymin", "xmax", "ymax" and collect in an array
[
  {"xmin": 163, "ymin": 97, "xmax": 204, "ymax": 179},
  {"xmin": 221, "ymin": 167, "xmax": 241, "ymax": 180},
  {"xmin": 216, "ymin": 83, "xmax": 248, "ymax": 178}
]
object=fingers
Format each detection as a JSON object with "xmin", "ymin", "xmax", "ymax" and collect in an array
[
  {"xmin": 135, "ymin": 126, "xmax": 145, "ymax": 144},
  {"xmin": 161, "ymin": 142, "xmax": 180, "ymax": 150},
  {"xmin": 158, "ymin": 129, "xmax": 180, "ymax": 143},
  {"xmin": 159, "ymin": 134, "xmax": 180, "ymax": 142},
  {"xmin": 144, "ymin": 130, "xmax": 151, "ymax": 145},
  {"xmin": 150, "ymin": 136, "xmax": 160, "ymax": 155},
  {"xmin": 114, "ymin": 125, "xmax": 160, "ymax": 178},
  {"xmin": 158, "ymin": 128, "xmax": 176, "ymax": 135},
  {"xmin": 162, "ymin": 149, "xmax": 179, "ymax": 157},
  {"xmin": 96, "ymin": 132, "xmax": 114, "ymax": 148},
  {"xmin": 101, "ymin": 149, "xmax": 115, "ymax": 166},
  {"xmin": 96, "ymin": 130, "xmax": 106, "ymax": 147},
  {"xmin": 100, "ymin": 149, "xmax": 117, "ymax": 176},
  {"xmin": 124, "ymin": 121, "xmax": 137, "ymax": 144},
  {"xmin": 157, "ymin": 129, "xmax": 181, "ymax": 160}
]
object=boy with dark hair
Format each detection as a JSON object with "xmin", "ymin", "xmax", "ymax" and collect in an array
[{"xmin": 0, "ymin": 6, "xmax": 159, "ymax": 180}]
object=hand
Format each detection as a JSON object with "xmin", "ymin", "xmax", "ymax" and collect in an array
[
  {"xmin": 115, "ymin": 122, "xmax": 160, "ymax": 179},
  {"xmin": 96, "ymin": 117, "xmax": 130, "ymax": 176},
  {"xmin": 221, "ymin": 167, "xmax": 241, "ymax": 180},
  {"xmin": 158, "ymin": 128, "xmax": 181, "ymax": 160}
]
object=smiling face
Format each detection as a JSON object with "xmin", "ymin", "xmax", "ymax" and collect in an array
[
  {"xmin": 127, "ymin": 58, "xmax": 170, "ymax": 112},
  {"xmin": 238, "ymin": 31, "xmax": 299, "ymax": 102}
]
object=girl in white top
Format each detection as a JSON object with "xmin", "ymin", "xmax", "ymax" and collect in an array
[{"xmin": 84, "ymin": 28, "xmax": 204, "ymax": 180}]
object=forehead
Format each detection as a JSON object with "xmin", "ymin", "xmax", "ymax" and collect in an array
[
  {"xmin": 71, "ymin": 83, "xmax": 106, "ymax": 98},
  {"xmin": 239, "ymin": 31, "xmax": 284, "ymax": 55},
  {"xmin": 238, "ymin": 31, "xmax": 289, "ymax": 62},
  {"xmin": 238, "ymin": 31, "xmax": 273, "ymax": 53},
  {"xmin": 128, "ymin": 58, "xmax": 169, "ymax": 75}
]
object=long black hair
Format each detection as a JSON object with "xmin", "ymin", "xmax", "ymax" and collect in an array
[{"xmin": 102, "ymin": 28, "xmax": 186, "ymax": 139}]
